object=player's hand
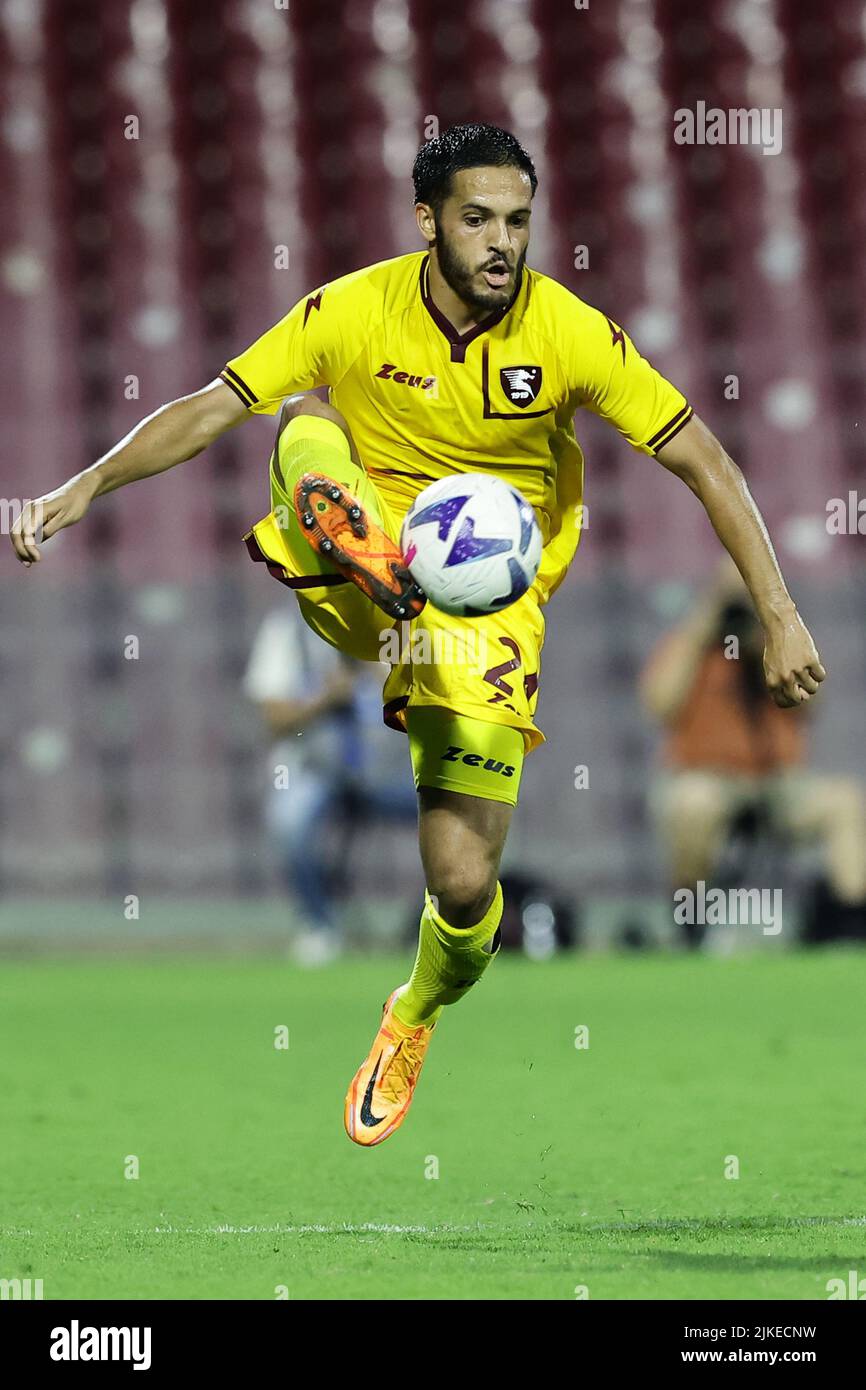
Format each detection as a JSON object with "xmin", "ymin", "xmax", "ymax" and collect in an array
[
  {"xmin": 10, "ymin": 475, "xmax": 97, "ymax": 566},
  {"xmin": 763, "ymin": 610, "xmax": 826, "ymax": 707}
]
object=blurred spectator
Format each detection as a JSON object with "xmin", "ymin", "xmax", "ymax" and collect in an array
[
  {"xmin": 641, "ymin": 563, "xmax": 866, "ymax": 947},
  {"xmin": 244, "ymin": 606, "xmax": 417, "ymax": 965}
]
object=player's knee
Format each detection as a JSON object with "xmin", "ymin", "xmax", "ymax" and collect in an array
[
  {"xmin": 277, "ymin": 393, "xmax": 358, "ymax": 463},
  {"xmin": 278, "ymin": 393, "xmax": 349, "ymax": 433},
  {"xmin": 428, "ymin": 866, "xmax": 498, "ymax": 930}
]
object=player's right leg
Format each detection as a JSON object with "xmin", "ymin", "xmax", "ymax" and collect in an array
[
  {"xmin": 244, "ymin": 395, "xmax": 422, "ymax": 659},
  {"xmin": 247, "ymin": 394, "xmax": 424, "ymax": 624}
]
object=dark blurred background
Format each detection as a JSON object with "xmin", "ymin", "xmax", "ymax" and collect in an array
[{"xmin": 1, "ymin": 0, "xmax": 864, "ymax": 949}]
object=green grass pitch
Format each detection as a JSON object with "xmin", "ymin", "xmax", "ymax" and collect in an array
[{"xmin": 1, "ymin": 948, "xmax": 864, "ymax": 1300}]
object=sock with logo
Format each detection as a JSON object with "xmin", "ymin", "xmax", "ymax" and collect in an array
[{"xmin": 392, "ymin": 882, "xmax": 503, "ymax": 1029}]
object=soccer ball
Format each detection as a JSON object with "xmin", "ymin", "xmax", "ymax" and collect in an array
[{"xmin": 400, "ymin": 473, "xmax": 543, "ymax": 617}]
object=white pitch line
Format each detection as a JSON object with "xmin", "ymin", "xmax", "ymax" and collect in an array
[
  {"xmin": 5, "ymin": 1216, "xmax": 862, "ymax": 1237},
  {"xmin": 150, "ymin": 1222, "xmax": 474, "ymax": 1236}
]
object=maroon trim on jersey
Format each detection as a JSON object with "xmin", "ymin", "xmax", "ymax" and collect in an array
[
  {"xmin": 220, "ymin": 366, "xmax": 258, "ymax": 406},
  {"xmin": 648, "ymin": 404, "xmax": 693, "ymax": 453},
  {"xmin": 243, "ymin": 529, "xmax": 349, "ymax": 589},
  {"xmin": 480, "ymin": 341, "xmax": 555, "ymax": 421},
  {"xmin": 367, "ymin": 465, "xmax": 437, "ymax": 483},
  {"xmin": 419, "ymin": 255, "xmax": 516, "ymax": 364},
  {"xmin": 303, "ymin": 289, "xmax": 325, "ymax": 327},
  {"xmin": 382, "ymin": 694, "xmax": 410, "ymax": 732}
]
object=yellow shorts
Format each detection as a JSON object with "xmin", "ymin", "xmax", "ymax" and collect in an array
[
  {"xmin": 245, "ymin": 415, "xmax": 578, "ymax": 756},
  {"xmin": 406, "ymin": 707, "xmax": 526, "ymax": 806}
]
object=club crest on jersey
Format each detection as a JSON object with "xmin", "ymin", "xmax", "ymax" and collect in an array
[
  {"xmin": 500, "ymin": 365, "xmax": 542, "ymax": 407},
  {"xmin": 375, "ymin": 362, "xmax": 439, "ymax": 398}
]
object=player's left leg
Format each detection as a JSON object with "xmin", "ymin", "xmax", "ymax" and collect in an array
[
  {"xmin": 343, "ymin": 577, "xmax": 544, "ymax": 1144},
  {"xmin": 344, "ymin": 709, "xmax": 522, "ymax": 1147},
  {"xmin": 394, "ymin": 709, "xmax": 523, "ymax": 1020}
]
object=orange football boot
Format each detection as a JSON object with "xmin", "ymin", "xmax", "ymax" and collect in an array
[
  {"xmin": 294, "ymin": 473, "xmax": 426, "ymax": 621},
  {"xmin": 344, "ymin": 987, "xmax": 437, "ymax": 1147}
]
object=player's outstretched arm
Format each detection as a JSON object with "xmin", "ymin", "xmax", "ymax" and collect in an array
[
  {"xmin": 655, "ymin": 412, "xmax": 826, "ymax": 708},
  {"xmin": 10, "ymin": 378, "xmax": 248, "ymax": 566}
]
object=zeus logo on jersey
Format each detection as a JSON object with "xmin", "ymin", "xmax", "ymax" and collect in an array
[
  {"xmin": 375, "ymin": 362, "xmax": 439, "ymax": 396},
  {"xmin": 440, "ymin": 745, "xmax": 516, "ymax": 777},
  {"xmin": 500, "ymin": 365, "xmax": 542, "ymax": 407}
]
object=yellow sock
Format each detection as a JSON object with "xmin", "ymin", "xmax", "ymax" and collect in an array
[
  {"xmin": 392, "ymin": 883, "xmax": 503, "ymax": 1028},
  {"xmin": 270, "ymin": 414, "xmax": 385, "ymax": 549}
]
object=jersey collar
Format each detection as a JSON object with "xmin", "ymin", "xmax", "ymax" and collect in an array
[{"xmin": 419, "ymin": 253, "xmax": 521, "ymax": 364}]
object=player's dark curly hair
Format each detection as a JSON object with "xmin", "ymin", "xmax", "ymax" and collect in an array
[{"xmin": 412, "ymin": 123, "xmax": 538, "ymax": 211}]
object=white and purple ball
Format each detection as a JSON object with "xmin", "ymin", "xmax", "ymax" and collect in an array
[{"xmin": 400, "ymin": 473, "xmax": 543, "ymax": 617}]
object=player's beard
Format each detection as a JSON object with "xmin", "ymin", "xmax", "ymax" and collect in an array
[{"xmin": 432, "ymin": 216, "xmax": 525, "ymax": 317}]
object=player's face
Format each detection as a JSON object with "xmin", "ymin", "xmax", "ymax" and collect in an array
[{"xmin": 427, "ymin": 166, "xmax": 532, "ymax": 314}]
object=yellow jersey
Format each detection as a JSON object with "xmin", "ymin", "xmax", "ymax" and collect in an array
[{"xmin": 222, "ymin": 251, "xmax": 691, "ymax": 602}]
